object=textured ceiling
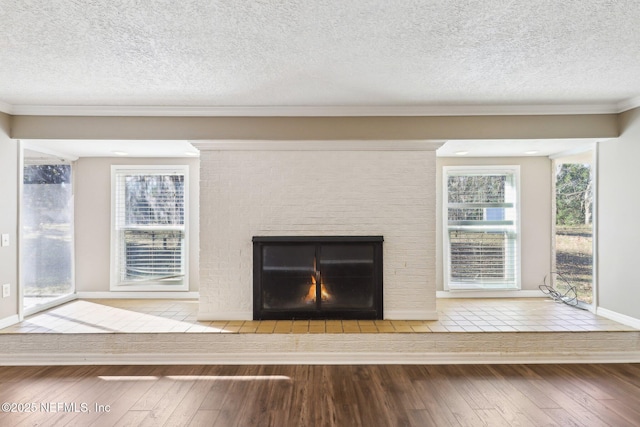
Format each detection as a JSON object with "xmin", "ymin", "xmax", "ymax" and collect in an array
[{"xmin": 1, "ymin": 0, "xmax": 640, "ymax": 113}]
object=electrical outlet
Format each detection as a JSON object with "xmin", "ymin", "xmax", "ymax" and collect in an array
[
  {"xmin": 1, "ymin": 284, "xmax": 9, "ymax": 298},
  {"xmin": 0, "ymin": 234, "xmax": 8, "ymax": 247}
]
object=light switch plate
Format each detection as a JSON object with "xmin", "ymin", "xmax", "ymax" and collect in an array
[
  {"xmin": 1, "ymin": 234, "xmax": 8, "ymax": 247},
  {"xmin": 2, "ymin": 284, "xmax": 9, "ymax": 298}
]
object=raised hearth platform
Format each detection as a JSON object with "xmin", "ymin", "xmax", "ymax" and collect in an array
[
  {"xmin": 1, "ymin": 299, "xmax": 638, "ymax": 365},
  {"xmin": 1, "ymin": 330, "xmax": 639, "ymax": 366}
]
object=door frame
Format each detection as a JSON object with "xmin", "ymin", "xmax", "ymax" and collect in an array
[
  {"xmin": 18, "ymin": 140, "xmax": 78, "ymax": 319},
  {"xmin": 550, "ymin": 144, "xmax": 598, "ymax": 312}
]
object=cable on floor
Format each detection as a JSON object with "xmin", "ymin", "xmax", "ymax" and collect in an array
[{"xmin": 539, "ymin": 272, "xmax": 588, "ymax": 310}]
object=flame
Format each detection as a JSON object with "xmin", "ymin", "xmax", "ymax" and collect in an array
[{"xmin": 303, "ymin": 274, "xmax": 332, "ymax": 303}]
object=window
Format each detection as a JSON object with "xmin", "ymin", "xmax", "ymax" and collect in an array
[
  {"xmin": 111, "ymin": 166, "xmax": 188, "ymax": 291},
  {"xmin": 443, "ymin": 166, "xmax": 520, "ymax": 290}
]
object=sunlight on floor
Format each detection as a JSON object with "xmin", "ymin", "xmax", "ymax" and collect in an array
[{"xmin": 0, "ymin": 298, "xmax": 635, "ymax": 334}]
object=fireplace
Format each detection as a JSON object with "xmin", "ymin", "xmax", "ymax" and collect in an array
[{"xmin": 253, "ymin": 236, "xmax": 383, "ymax": 320}]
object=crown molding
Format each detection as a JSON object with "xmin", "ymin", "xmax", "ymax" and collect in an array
[
  {"xmin": 617, "ymin": 95, "xmax": 640, "ymax": 113},
  {"xmin": 0, "ymin": 100, "xmax": 13, "ymax": 114},
  {"xmin": 1, "ymin": 102, "xmax": 636, "ymax": 117}
]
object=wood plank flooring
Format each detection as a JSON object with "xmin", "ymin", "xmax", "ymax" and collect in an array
[{"xmin": 0, "ymin": 364, "xmax": 639, "ymax": 426}]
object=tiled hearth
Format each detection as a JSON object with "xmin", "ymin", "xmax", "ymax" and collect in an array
[
  {"xmin": 2, "ymin": 298, "xmax": 638, "ymax": 365},
  {"xmin": 1, "ymin": 298, "xmax": 634, "ymax": 334}
]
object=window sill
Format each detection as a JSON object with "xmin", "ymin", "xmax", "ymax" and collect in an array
[
  {"xmin": 110, "ymin": 283, "xmax": 189, "ymax": 292},
  {"xmin": 437, "ymin": 290, "xmax": 544, "ymax": 299}
]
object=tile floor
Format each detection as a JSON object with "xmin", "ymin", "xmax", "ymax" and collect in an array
[{"xmin": 0, "ymin": 298, "xmax": 635, "ymax": 334}]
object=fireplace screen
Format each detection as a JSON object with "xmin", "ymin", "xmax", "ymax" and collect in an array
[{"xmin": 253, "ymin": 236, "xmax": 383, "ymax": 320}]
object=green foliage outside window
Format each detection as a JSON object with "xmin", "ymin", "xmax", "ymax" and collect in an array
[{"xmin": 556, "ymin": 164, "xmax": 592, "ymax": 226}]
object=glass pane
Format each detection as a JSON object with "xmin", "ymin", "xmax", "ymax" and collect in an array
[
  {"xmin": 555, "ymin": 162, "xmax": 593, "ymax": 304},
  {"xmin": 124, "ymin": 174, "xmax": 184, "ymax": 226},
  {"xmin": 448, "ymin": 207, "xmax": 484, "ymax": 221},
  {"xmin": 318, "ymin": 244, "xmax": 375, "ymax": 310},
  {"xmin": 23, "ymin": 164, "xmax": 74, "ymax": 308},
  {"xmin": 261, "ymin": 245, "xmax": 317, "ymax": 310},
  {"xmin": 448, "ymin": 175, "xmax": 506, "ymax": 204}
]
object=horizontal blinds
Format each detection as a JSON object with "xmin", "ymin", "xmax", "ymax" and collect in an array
[
  {"xmin": 114, "ymin": 170, "xmax": 186, "ymax": 284},
  {"xmin": 123, "ymin": 230, "xmax": 183, "ymax": 281},
  {"xmin": 449, "ymin": 230, "xmax": 516, "ymax": 284},
  {"xmin": 446, "ymin": 170, "xmax": 518, "ymax": 288}
]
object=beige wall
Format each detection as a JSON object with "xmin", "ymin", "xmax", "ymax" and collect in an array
[
  {"xmin": 436, "ymin": 156, "xmax": 553, "ymax": 292},
  {"xmin": 74, "ymin": 157, "xmax": 200, "ymax": 292},
  {"xmin": 597, "ymin": 107, "xmax": 640, "ymax": 320},
  {"xmin": 0, "ymin": 113, "xmax": 18, "ymax": 320},
  {"xmin": 5, "ymin": 110, "xmax": 640, "ymax": 324},
  {"xmin": 11, "ymin": 114, "xmax": 618, "ymax": 141}
]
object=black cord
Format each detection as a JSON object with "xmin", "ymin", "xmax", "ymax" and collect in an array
[{"xmin": 539, "ymin": 272, "xmax": 586, "ymax": 309}]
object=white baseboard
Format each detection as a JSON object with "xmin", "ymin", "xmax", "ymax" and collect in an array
[
  {"xmin": 0, "ymin": 315, "xmax": 19, "ymax": 330},
  {"xmin": 597, "ymin": 307, "xmax": 640, "ymax": 330},
  {"xmin": 24, "ymin": 294, "xmax": 79, "ymax": 317},
  {"xmin": 76, "ymin": 291, "xmax": 199, "ymax": 299},
  {"xmin": 384, "ymin": 310, "xmax": 438, "ymax": 320},
  {"xmin": 197, "ymin": 311, "xmax": 253, "ymax": 321},
  {"xmin": 437, "ymin": 290, "xmax": 546, "ymax": 298},
  {"xmin": 3, "ymin": 351, "xmax": 639, "ymax": 366}
]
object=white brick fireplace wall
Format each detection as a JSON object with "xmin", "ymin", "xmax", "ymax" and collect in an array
[{"xmin": 194, "ymin": 141, "xmax": 442, "ymax": 320}]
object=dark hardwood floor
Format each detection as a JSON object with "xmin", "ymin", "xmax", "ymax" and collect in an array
[{"xmin": 0, "ymin": 364, "xmax": 639, "ymax": 426}]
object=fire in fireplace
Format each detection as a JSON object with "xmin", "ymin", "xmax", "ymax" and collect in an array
[
  {"xmin": 252, "ymin": 236, "xmax": 383, "ymax": 320},
  {"xmin": 303, "ymin": 274, "xmax": 333, "ymax": 304}
]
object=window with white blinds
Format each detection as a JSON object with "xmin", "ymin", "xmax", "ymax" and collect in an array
[
  {"xmin": 111, "ymin": 166, "xmax": 188, "ymax": 291},
  {"xmin": 443, "ymin": 166, "xmax": 520, "ymax": 290}
]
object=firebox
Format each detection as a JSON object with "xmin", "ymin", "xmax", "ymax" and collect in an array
[{"xmin": 252, "ymin": 236, "xmax": 383, "ymax": 320}]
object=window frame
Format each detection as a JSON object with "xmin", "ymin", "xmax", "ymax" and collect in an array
[
  {"xmin": 110, "ymin": 165, "xmax": 189, "ymax": 291},
  {"xmin": 443, "ymin": 165, "xmax": 521, "ymax": 291}
]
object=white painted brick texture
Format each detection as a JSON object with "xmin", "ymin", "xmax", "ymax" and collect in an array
[{"xmin": 199, "ymin": 150, "xmax": 437, "ymax": 319}]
